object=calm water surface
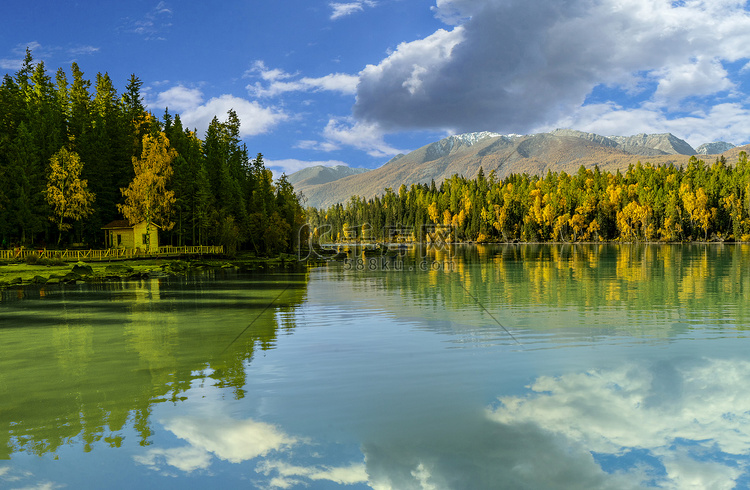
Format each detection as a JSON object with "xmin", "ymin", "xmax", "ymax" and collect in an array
[{"xmin": 2, "ymin": 244, "xmax": 750, "ymax": 489}]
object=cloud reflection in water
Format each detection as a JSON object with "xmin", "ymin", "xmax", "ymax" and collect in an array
[
  {"xmin": 489, "ymin": 357, "xmax": 750, "ymax": 489},
  {"xmin": 134, "ymin": 412, "xmax": 367, "ymax": 488},
  {"xmin": 135, "ymin": 357, "xmax": 750, "ymax": 489}
]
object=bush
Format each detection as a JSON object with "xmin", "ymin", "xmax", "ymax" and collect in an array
[{"xmin": 25, "ymin": 252, "xmax": 40, "ymax": 265}]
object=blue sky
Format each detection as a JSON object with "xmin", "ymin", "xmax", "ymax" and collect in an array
[{"xmin": 3, "ymin": 0, "xmax": 750, "ymax": 176}]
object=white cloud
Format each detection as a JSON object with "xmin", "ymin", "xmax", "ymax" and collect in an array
[
  {"xmin": 330, "ymin": 1, "xmax": 377, "ymax": 20},
  {"xmin": 554, "ymin": 101, "xmax": 750, "ymax": 147},
  {"xmin": 295, "ymin": 140, "xmax": 341, "ymax": 152},
  {"xmin": 651, "ymin": 57, "xmax": 735, "ymax": 107},
  {"xmin": 154, "ymin": 85, "xmax": 203, "ymax": 113},
  {"xmin": 352, "ymin": 0, "xmax": 750, "ymax": 137},
  {"xmin": 0, "ymin": 59, "xmax": 23, "ymax": 70},
  {"xmin": 323, "ymin": 117, "xmax": 407, "ymax": 158},
  {"xmin": 247, "ymin": 61, "xmax": 358, "ymax": 98},
  {"xmin": 330, "ymin": 2, "xmax": 364, "ymax": 19},
  {"xmin": 152, "ymin": 85, "xmax": 287, "ymax": 137},
  {"xmin": 662, "ymin": 451, "xmax": 743, "ymax": 490},
  {"xmin": 246, "ymin": 60, "xmax": 295, "ymax": 82},
  {"xmin": 68, "ymin": 45, "xmax": 100, "ymax": 56}
]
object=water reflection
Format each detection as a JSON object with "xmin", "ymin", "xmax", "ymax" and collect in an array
[
  {"xmin": 489, "ymin": 357, "xmax": 750, "ymax": 489},
  {"xmin": 0, "ymin": 271, "xmax": 309, "ymax": 459},
  {"xmin": 334, "ymin": 243, "xmax": 750, "ymax": 344},
  {"xmin": 133, "ymin": 383, "xmax": 370, "ymax": 488},
  {"xmin": 3, "ymin": 245, "xmax": 750, "ymax": 489},
  {"xmin": 127, "ymin": 355, "xmax": 750, "ymax": 489}
]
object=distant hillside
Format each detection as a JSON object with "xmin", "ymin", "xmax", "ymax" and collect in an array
[
  {"xmin": 296, "ymin": 130, "xmax": 746, "ymax": 209},
  {"xmin": 696, "ymin": 142, "xmax": 736, "ymax": 155},
  {"xmin": 287, "ymin": 165, "xmax": 369, "ymax": 188}
]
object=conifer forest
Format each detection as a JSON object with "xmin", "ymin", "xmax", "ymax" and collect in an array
[
  {"xmin": 4, "ymin": 50, "xmax": 750, "ymax": 253},
  {"xmin": 0, "ymin": 50, "xmax": 304, "ymax": 255}
]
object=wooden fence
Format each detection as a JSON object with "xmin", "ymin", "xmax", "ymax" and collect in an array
[{"xmin": 0, "ymin": 245, "xmax": 224, "ymax": 262}]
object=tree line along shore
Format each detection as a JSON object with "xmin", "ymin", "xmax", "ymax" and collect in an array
[{"xmin": 306, "ymin": 155, "xmax": 750, "ymax": 244}]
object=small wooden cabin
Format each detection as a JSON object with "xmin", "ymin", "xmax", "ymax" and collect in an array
[{"xmin": 102, "ymin": 220, "xmax": 159, "ymax": 250}]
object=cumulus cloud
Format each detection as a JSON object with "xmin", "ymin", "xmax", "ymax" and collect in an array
[
  {"xmin": 554, "ymin": 101, "xmax": 750, "ymax": 147},
  {"xmin": 152, "ymin": 85, "xmax": 287, "ymax": 137},
  {"xmin": 153, "ymin": 85, "xmax": 203, "ymax": 113},
  {"xmin": 651, "ymin": 56, "xmax": 735, "ymax": 108},
  {"xmin": 353, "ymin": 0, "xmax": 750, "ymax": 139},
  {"xmin": 247, "ymin": 60, "xmax": 358, "ymax": 97},
  {"xmin": 323, "ymin": 117, "xmax": 406, "ymax": 157}
]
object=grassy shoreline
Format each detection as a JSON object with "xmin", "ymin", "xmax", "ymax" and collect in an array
[{"xmin": 0, "ymin": 253, "xmax": 305, "ymax": 289}]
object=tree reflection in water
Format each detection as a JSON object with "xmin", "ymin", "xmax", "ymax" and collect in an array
[{"xmin": 0, "ymin": 269, "xmax": 309, "ymax": 458}]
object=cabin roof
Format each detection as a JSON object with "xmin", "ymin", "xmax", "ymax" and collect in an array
[
  {"xmin": 102, "ymin": 220, "xmax": 132, "ymax": 230},
  {"xmin": 102, "ymin": 220, "xmax": 161, "ymax": 230}
]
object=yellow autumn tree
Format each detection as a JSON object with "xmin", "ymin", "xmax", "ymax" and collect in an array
[
  {"xmin": 45, "ymin": 147, "xmax": 95, "ymax": 246},
  {"xmin": 427, "ymin": 201, "xmax": 440, "ymax": 223},
  {"xmin": 118, "ymin": 132, "xmax": 177, "ymax": 250},
  {"xmin": 681, "ymin": 184, "xmax": 711, "ymax": 240},
  {"xmin": 722, "ymin": 193, "xmax": 743, "ymax": 240},
  {"xmin": 568, "ymin": 211, "xmax": 586, "ymax": 241}
]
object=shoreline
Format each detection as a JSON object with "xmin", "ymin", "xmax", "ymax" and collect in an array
[
  {"xmin": 1, "ymin": 240, "xmax": 740, "ymax": 290},
  {"xmin": 0, "ymin": 254, "xmax": 306, "ymax": 290}
]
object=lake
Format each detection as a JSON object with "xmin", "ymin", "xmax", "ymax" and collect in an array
[{"xmin": 2, "ymin": 244, "xmax": 750, "ymax": 489}]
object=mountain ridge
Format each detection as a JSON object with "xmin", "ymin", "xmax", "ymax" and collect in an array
[
  {"xmin": 292, "ymin": 130, "xmax": 744, "ymax": 208},
  {"xmin": 286, "ymin": 165, "xmax": 369, "ymax": 188}
]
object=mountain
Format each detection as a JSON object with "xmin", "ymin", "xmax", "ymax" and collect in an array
[
  {"xmin": 286, "ymin": 165, "xmax": 369, "ymax": 187},
  {"xmin": 296, "ymin": 130, "xmax": 746, "ymax": 209},
  {"xmin": 696, "ymin": 142, "xmax": 736, "ymax": 155}
]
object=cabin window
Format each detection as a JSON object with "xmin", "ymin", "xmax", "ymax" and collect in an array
[
  {"xmin": 142, "ymin": 234, "xmax": 150, "ymax": 245},
  {"xmin": 117, "ymin": 234, "xmax": 122, "ymax": 246}
]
